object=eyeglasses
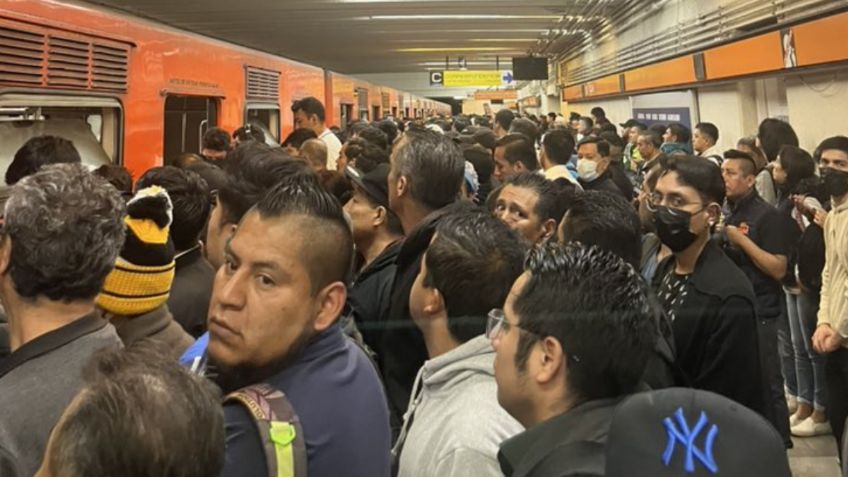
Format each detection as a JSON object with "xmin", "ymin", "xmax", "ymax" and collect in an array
[
  {"xmin": 487, "ymin": 308, "xmax": 537, "ymax": 340},
  {"xmin": 647, "ymin": 192, "xmax": 704, "ymax": 212}
]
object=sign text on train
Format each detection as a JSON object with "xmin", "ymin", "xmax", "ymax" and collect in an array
[{"xmin": 429, "ymin": 71, "xmax": 514, "ymax": 88}]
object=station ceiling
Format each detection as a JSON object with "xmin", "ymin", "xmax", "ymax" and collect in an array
[{"xmin": 83, "ymin": 0, "xmax": 626, "ymax": 74}]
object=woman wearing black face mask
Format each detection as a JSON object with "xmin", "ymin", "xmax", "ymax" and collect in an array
[{"xmin": 649, "ymin": 156, "xmax": 769, "ymax": 423}]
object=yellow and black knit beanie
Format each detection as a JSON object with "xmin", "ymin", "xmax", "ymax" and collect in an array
[{"xmin": 97, "ymin": 186, "xmax": 176, "ymax": 316}]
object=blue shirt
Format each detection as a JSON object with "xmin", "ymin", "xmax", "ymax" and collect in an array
[{"xmin": 220, "ymin": 324, "xmax": 391, "ymax": 477}]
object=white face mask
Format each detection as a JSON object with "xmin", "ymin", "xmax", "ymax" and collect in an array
[{"xmin": 577, "ymin": 158, "xmax": 599, "ymax": 182}]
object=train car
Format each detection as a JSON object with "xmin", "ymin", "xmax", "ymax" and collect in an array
[{"xmin": 0, "ymin": 0, "xmax": 447, "ymax": 179}]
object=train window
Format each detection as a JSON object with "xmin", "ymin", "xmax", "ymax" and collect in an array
[
  {"xmin": 245, "ymin": 104, "xmax": 280, "ymax": 145},
  {"xmin": 372, "ymin": 106, "xmax": 381, "ymax": 121},
  {"xmin": 340, "ymin": 104, "xmax": 353, "ymax": 129},
  {"xmin": 0, "ymin": 94, "xmax": 122, "ymax": 176},
  {"xmin": 164, "ymin": 95, "xmax": 218, "ymax": 161}
]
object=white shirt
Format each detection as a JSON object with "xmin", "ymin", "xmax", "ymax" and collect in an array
[{"xmin": 319, "ymin": 128, "xmax": 342, "ymax": 171}]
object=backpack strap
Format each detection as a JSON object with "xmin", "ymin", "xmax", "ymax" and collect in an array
[{"xmin": 225, "ymin": 383, "xmax": 307, "ymax": 477}]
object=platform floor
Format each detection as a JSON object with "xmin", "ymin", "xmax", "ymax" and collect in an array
[{"xmin": 790, "ymin": 435, "xmax": 841, "ymax": 476}]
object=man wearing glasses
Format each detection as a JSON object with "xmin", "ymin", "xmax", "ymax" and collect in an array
[
  {"xmin": 649, "ymin": 156, "xmax": 767, "ymax": 422},
  {"xmin": 394, "ymin": 206, "xmax": 526, "ymax": 477},
  {"xmin": 493, "ymin": 242, "xmax": 657, "ymax": 477}
]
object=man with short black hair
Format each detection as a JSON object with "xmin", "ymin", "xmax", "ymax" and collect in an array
[
  {"xmin": 577, "ymin": 116, "xmax": 594, "ymax": 141},
  {"xmin": 621, "ymin": 120, "xmax": 646, "ymax": 168},
  {"xmin": 721, "ymin": 148, "xmax": 799, "ymax": 445},
  {"xmin": 206, "ymin": 144, "xmax": 312, "ymax": 270},
  {"xmin": 650, "ymin": 156, "xmax": 766, "ymax": 419},
  {"xmin": 281, "ymin": 127, "xmax": 318, "ymax": 156},
  {"xmin": 494, "ymin": 109, "xmax": 515, "ymax": 138},
  {"xmin": 540, "ymin": 129, "xmax": 580, "ymax": 188},
  {"xmin": 0, "ymin": 164, "xmax": 126, "ymax": 477},
  {"xmin": 558, "ymin": 191, "xmax": 642, "ymax": 269},
  {"xmin": 494, "ymin": 173, "xmax": 574, "ymax": 244},
  {"xmin": 201, "ymin": 127, "xmax": 231, "ymax": 163},
  {"xmin": 292, "ymin": 96, "xmax": 342, "ymax": 170},
  {"xmin": 382, "ymin": 128, "xmax": 465, "ymax": 433},
  {"xmin": 576, "ymin": 137, "xmax": 624, "ymax": 197},
  {"xmin": 6, "ymin": 135, "xmax": 81, "ymax": 186},
  {"xmin": 211, "ymin": 174, "xmax": 391, "ymax": 477},
  {"xmin": 36, "ymin": 347, "xmax": 225, "ymax": 477},
  {"xmin": 493, "ymin": 134, "xmax": 539, "ymax": 182},
  {"xmin": 509, "ymin": 118, "xmax": 540, "ymax": 145},
  {"xmin": 395, "ymin": 207, "xmax": 526, "ymax": 477},
  {"xmin": 493, "ymin": 242, "xmax": 657, "ymax": 476},
  {"xmin": 694, "ymin": 122, "xmax": 722, "ymax": 166},
  {"xmin": 137, "ymin": 166, "xmax": 215, "ymax": 338}
]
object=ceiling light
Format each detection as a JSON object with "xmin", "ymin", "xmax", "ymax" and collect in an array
[
  {"xmin": 397, "ymin": 47, "xmax": 517, "ymax": 53},
  {"xmin": 357, "ymin": 14, "xmax": 562, "ymax": 21}
]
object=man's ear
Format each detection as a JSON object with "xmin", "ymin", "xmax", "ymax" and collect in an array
[
  {"xmin": 534, "ymin": 336, "xmax": 565, "ymax": 385},
  {"xmin": 314, "ymin": 282, "xmax": 347, "ymax": 332},
  {"xmin": 541, "ymin": 219, "xmax": 557, "ymax": 241},
  {"xmin": 0, "ymin": 235, "xmax": 11, "ymax": 276},
  {"xmin": 514, "ymin": 162, "xmax": 527, "ymax": 174},
  {"xmin": 373, "ymin": 206, "xmax": 389, "ymax": 228},
  {"xmin": 397, "ymin": 175, "xmax": 409, "ymax": 199},
  {"xmin": 422, "ymin": 287, "xmax": 446, "ymax": 318}
]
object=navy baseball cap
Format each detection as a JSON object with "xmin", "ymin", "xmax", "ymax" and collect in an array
[
  {"xmin": 605, "ymin": 388, "xmax": 791, "ymax": 477},
  {"xmin": 345, "ymin": 163, "xmax": 390, "ymax": 209}
]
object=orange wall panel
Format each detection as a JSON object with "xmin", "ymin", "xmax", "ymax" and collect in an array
[
  {"xmin": 794, "ymin": 11, "xmax": 848, "ymax": 67},
  {"xmin": 625, "ymin": 56, "xmax": 696, "ymax": 91},
  {"xmin": 584, "ymin": 74, "xmax": 620, "ymax": 97},
  {"xmin": 563, "ymin": 85, "xmax": 583, "ymax": 101},
  {"xmin": 704, "ymin": 32, "xmax": 783, "ymax": 80}
]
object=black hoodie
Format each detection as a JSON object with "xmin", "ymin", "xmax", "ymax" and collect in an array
[{"xmin": 348, "ymin": 241, "xmax": 402, "ymax": 354}]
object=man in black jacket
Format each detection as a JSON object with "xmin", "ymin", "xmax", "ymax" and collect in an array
[
  {"xmin": 576, "ymin": 137, "xmax": 627, "ymax": 199},
  {"xmin": 649, "ymin": 156, "xmax": 767, "ymax": 420},
  {"xmin": 136, "ymin": 166, "xmax": 214, "ymax": 338},
  {"xmin": 381, "ymin": 128, "xmax": 465, "ymax": 433},
  {"xmin": 494, "ymin": 243, "xmax": 656, "ymax": 477},
  {"xmin": 344, "ymin": 164, "xmax": 404, "ymax": 352}
]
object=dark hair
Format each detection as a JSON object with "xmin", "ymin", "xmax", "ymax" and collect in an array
[
  {"xmin": 599, "ymin": 123, "xmax": 618, "ymax": 135},
  {"xmin": 495, "ymin": 134, "xmax": 539, "ymax": 171},
  {"xmin": 495, "ymin": 109, "xmax": 515, "ymax": 131},
  {"xmin": 47, "ymin": 346, "xmax": 224, "ymax": 477},
  {"xmin": 695, "ymin": 122, "xmax": 719, "ymax": 144},
  {"xmin": 4, "ymin": 163, "xmax": 126, "ymax": 301},
  {"xmin": 658, "ymin": 155, "xmax": 725, "ymax": 205},
  {"xmin": 317, "ymin": 170, "xmax": 352, "ymax": 204},
  {"xmin": 599, "ymin": 131, "xmax": 624, "ymax": 149},
  {"xmin": 281, "ymin": 128, "xmax": 318, "ymax": 149},
  {"xmin": 590, "ymin": 107, "xmax": 606, "ymax": 119},
  {"xmin": 344, "ymin": 137, "xmax": 389, "ymax": 173},
  {"xmin": 666, "ymin": 123, "xmax": 691, "ymax": 143},
  {"xmin": 233, "ymin": 125, "xmax": 265, "ymax": 144},
  {"xmin": 6, "ymin": 135, "xmax": 81, "ymax": 185},
  {"xmin": 648, "ymin": 124, "xmax": 667, "ymax": 137},
  {"xmin": 509, "ymin": 118, "xmax": 540, "ymax": 144},
  {"xmin": 291, "ymin": 96, "xmax": 326, "ymax": 123},
  {"xmin": 425, "ymin": 206, "xmax": 527, "ymax": 342},
  {"xmin": 472, "ymin": 128, "xmax": 497, "ymax": 151},
  {"xmin": 137, "ymin": 166, "xmax": 211, "ymax": 251},
  {"xmin": 639, "ymin": 130, "xmax": 663, "ymax": 149},
  {"xmin": 172, "ymin": 153, "xmax": 204, "ymax": 169},
  {"xmin": 507, "ymin": 173, "xmax": 575, "ymax": 228},
  {"xmin": 347, "ymin": 120, "xmax": 369, "ymax": 138},
  {"xmin": 561, "ymin": 191, "xmax": 641, "ymax": 268},
  {"xmin": 577, "ymin": 136, "xmax": 611, "ymax": 157},
  {"xmin": 816, "ymin": 136, "xmax": 848, "ymax": 159},
  {"xmin": 463, "ymin": 144, "xmax": 495, "ymax": 181},
  {"xmin": 777, "ymin": 145, "xmax": 816, "ymax": 194},
  {"xmin": 580, "ymin": 116, "xmax": 594, "ymax": 129},
  {"xmin": 357, "ymin": 126, "xmax": 390, "ymax": 152},
  {"xmin": 758, "ymin": 118, "xmax": 799, "ymax": 162},
  {"xmin": 94, "ymin": 164, "xmax": 133, "ymax": 196},
  {"xmin": 256, "ymin": 174, "xmax": 353, "ymax": 293},
  {"xmin": 393, "ymin": 128, "xmax": 465, "ymax": 210},
  {"xmin": 218, "ymin": 144, "xmax": 313, "ymax": 226},
  {"xmin": 453, "ymin": 117, "xmax": 471, "ymax": 134},
  {"xmin": 542, "ymin": 129, "xmax": 576, "ymax": 166},
  {"xmin": 185, "ymin": 162, "xmax": 228, "ymax": 192},
  {"xmin": 202, "ymin": 128, "xmax": 231, "ymax": 152},
  {"xmin": 353, "ymin": 182, "xmax": 404, "ymax": 236},
  {"xmin": 377, "ymin": 119, "xmax": 400, "ymax": 146},
  {"xmin": 513, "ymin": 242, "xmax": 656, "ymax": 403},
  {"xmin": 723, "ymin": 149, "xmax": 758, "ymax": 177}
]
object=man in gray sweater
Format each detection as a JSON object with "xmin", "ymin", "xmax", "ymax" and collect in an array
[
  {"xmin": 393, "ymin": 205, "xmax": 527, "ymax": 477},
  {"xmin": 0, "ymin": 164, "xmax": 126, "ymax": 476}
]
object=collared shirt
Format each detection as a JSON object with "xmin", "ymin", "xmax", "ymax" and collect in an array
[
  {"xmin": 698, "ymin": 145, "xmax": 723, "ymax": 166},
  {"xmin": 498, "ymin": 398, "xmax": 619, "ymax": 477},
  {"xmin": 0, "ymin": 313, "xmax": 122, "ymax": 477},
  {"xmin": 319, "ymin": 128, "xmax": 342, "ymax": 171},
  {"xmin": 818, "ymin": 197, "xmax": 848, "ymax": 343},
  {"xmin": 543, "ymin": 165, "xmax": 582, "ymax": 189},
  {"xmin": 722, "ymin": 190, "xmax": 798, "ymax": 320}
]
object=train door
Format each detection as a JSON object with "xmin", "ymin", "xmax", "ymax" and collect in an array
[
  {"xmin": 392, "ymin": 106, "xmax": 398, "ymax": 118},
  {"xmin": 340, "ymin": 103, "xmax": 353, "ymax": 128},
  {"xmin": 245, "ymin": 103, "xmax": 280, "ymax": 146},
  {"xmin": 163, "ymin": 95, "xmax": 218, "ymax": 162},
  {"xmin": 372, "ymin": 106, "xmax": 381, "ymax": 121},
  {"xmin": 357, "ymin": 88, "xmax": 369, "ymax": 121}
]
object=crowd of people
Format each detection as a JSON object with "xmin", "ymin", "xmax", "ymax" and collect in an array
[{"xmin": 0, "ymin": 95, "xmax": 846, "ymax": 477}]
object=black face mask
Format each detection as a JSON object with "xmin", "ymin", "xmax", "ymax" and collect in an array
[
  {"xmin": 823, "ymin": 168, "xmax": 848, "ymax": 198},
  {"xmin": 652, "ymin": 205, "xmax": 699, "ymax": 253}
]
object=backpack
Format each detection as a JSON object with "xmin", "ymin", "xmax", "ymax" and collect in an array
[{"xmin": 225, "ymin": 383, "xmax": 308, "ymax": 477}]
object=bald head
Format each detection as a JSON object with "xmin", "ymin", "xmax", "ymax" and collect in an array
[{"xmin": 300, "ymin": 139, "xmax": 328, "ymax": 172}]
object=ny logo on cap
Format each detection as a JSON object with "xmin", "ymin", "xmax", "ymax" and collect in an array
[{"xmin": 662, "ymin": 408, "xmax": 719, "ymax": 474}]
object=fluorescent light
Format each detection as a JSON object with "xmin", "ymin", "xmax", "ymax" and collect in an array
[
  {"xmin": 357, "ymin": 14, "xmax": 563, "ymax": 21},
  {"xmin": 397, "ymin": 47, "xmax": 518, "ymax": 53},
  {"xmin": 395, "ymin": 38, "xmax": 537, "ymax": 43}
]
